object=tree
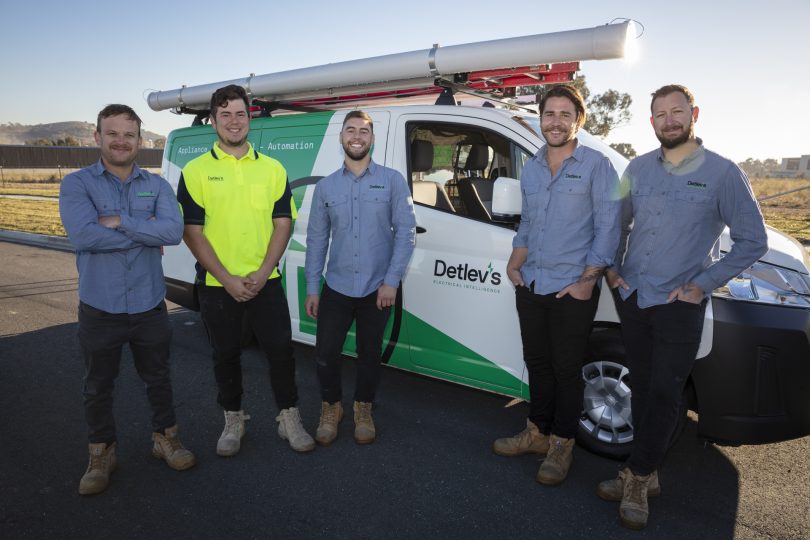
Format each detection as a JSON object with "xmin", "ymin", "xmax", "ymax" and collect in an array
[
  {"xmin": 610, "ymin": 143, "xmax": 637, "ymax": 160},
  {"xmin": 739, "ymin": 158, "xmax": 779, "ymax": 178},
  {"xmin": 519, "ymin": 75, "xmax": 633, "ymax": 138}
]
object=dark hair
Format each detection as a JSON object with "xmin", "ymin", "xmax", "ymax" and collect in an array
[
  {"xmin": 539, "ymin": 84, "xmax": 586, "ymax": 128},
  {"xmin": 96, "ymin": 104, "xmax": 142, "ymax": 133},
  {"xmin": 210, "ymin": 84, "xmax": 250, "ymax": 117},
  {"xmin": 650, "ymin": 84, "xmax": 695, "ymax": 113},
  {"xmin": 342, "ymin": 110, "xmax": 374, "ymax": 132}
]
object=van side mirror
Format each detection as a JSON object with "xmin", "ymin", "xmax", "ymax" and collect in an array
[{"xmin": 491, "ymin": 176, "xmax": 521, "ymax": 222}]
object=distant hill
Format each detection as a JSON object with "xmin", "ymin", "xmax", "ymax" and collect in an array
[{"xmin": 0, "ymin": 121, "xmax": 165, "ymax": 148}]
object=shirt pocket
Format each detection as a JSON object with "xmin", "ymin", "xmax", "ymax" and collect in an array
[
  {"xmin": 551, "ymin": 179, "xmax": 590, "ymax": 216},
  {"xmin": 672, "ymin": 190, "xmax": 715, "ymax": 219},
  {"xmin": 325, "ymin": 194, "xmax": 350, "ymax": 230},
  {"xmin": 250, "ymin": 185, "xmax": 272, "ymax": 210},
  {"xmin": 361, "ymin": 191, "xmax": 392, "ymax": 239},
  {"xmin": 131, "ymin": 197, "xmax": 156, "ymax": 219},
  {"xmin": 94, "ymin": 197, "xmax": 118, "ymax": 216},
  {"xmin": 522, "ymin": 184, "xmax": 540, "ymax": 221}
]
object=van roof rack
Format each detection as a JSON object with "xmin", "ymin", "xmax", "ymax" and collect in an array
[{"xmin": 149, "ymin": 21, "xmax": 634, "ymax": 117}]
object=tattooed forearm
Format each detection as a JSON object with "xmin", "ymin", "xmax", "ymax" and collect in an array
[{"xmin": 576, "ymin": 266, "xmax": 604, "ymax": 285}]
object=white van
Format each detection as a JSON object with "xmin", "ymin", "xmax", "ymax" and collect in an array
[{"xmin": 159, "ymin": 103, "xmax": 810, "ymax": 457}]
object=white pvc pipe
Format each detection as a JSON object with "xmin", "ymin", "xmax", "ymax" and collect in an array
[{"xmin": 147, "ymin": 21, "xmax": 633, "ymax": 112}]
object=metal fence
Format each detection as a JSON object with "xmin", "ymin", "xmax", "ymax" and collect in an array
[{"xmin": 0, "ymin": 145, "xmax": 162, "ymax": 168}]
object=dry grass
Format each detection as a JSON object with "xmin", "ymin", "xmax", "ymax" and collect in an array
[
  {"xmin": 0, "ymin": 176, "xmax": 807, "ymax": 244},
  {"xmin": 0, "ymin": 198, "xmax": 64, "ymax": 236},
  {"xmin": 750, "ymin": 177, "xmax": 810, "ymax": 244}
]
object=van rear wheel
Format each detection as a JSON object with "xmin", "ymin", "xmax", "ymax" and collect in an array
[{"xmin": 576, "ymin": 331, "xmax": 691, "ymax": 460}]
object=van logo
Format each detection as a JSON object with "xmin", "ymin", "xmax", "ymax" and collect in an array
[
  {"xmin": 687, "ymin": 180, "xmax": 707, "ymax": 189},
  {"xmin": 208, "ymin": 176, "xmax": 225, "ymax": 182},
  {"xmin": 433, "ymin": 259, "xmax": 502, "ymax": 293}
]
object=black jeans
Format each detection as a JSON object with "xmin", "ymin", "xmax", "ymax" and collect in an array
[
  {"xmin": 198, "ymin": 278, "xmax": 298, "ymax": 411},
  {"xmin": 315, "ymin": 284, "xmax": 391, "ymax": 404},
  {"xmin": 78, "ymin": 301, "xmax": 176, "ymax": 444},
  {"xmin": 515, "ymin": 285, "xmax": 599, "ymax": 439},
  {"xmin": 615, "ymin": 291, "xmax": 707, "ymax": 476}
]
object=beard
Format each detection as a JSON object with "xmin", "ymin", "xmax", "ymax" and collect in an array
[
  {"xmin": 343, "ymin": 141, "xmax": 371, "ymax": 161},
  {"xmin": 656, "ymin": 120, "xmax": 695, "ymax": 149}
]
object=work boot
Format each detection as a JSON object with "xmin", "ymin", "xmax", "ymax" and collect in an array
[
  {"xmin": 536, "ymin": 435, "xmax": 575, "ymax": 486},
  {"xmin": 315, "ymin": 401, "xmax": 344, "ymax": 446},
  {"xmin": 597, "ymin": 468, "xmax": 661, "ymax": 501},
  {"xmin": 217, "ymin": 410, "xmax": 250, "ymax": 457},
  {"xmin": 78, "ymin": 442, "xmax": 117, "ymax": 496},
  {"xmin": 620, "ymin": 468, "xmax": 653, "ymax": 530},
  {"xmin": 353, "ymin": 401, "xmax": 376, "ymax": 444},
  {"xmin": 276, "ymin": 407, "xmax": 316, "ymax": 452},
  {"xmin": 493, "ymin": 419, "xmax": 549, "ymax": 456},
  {"xmin": 152, "ymin": 425, "xmax": 196, "ymax": 471}
]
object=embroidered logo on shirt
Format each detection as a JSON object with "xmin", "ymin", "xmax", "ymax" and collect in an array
[
  {"xmin": 207, "ymin": 176, "xmax": 225, "ymax": 182},
  {"xmin": 687, "ymin": 180, "xmax": 707, "ymax": 189},
  {"xmin": 136, "ymin": 191, "xmax": 156, "ymax": 197},
  {"xmin": 564, "ymin": 174, "xmax": 582, "ymax": 180},
  {"xmin": 369, "ymin": 184, "xmax": 386, "ymax": 189}
]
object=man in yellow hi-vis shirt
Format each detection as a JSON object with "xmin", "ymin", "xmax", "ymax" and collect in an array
[{"xmin": 178, "ymin": 85, "xmax": 314, "ymax": 456}]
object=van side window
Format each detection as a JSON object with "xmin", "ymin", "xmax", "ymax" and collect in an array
[{"xmin": 407, "ymin": 122, "xmax": 519, "ymax": 227}]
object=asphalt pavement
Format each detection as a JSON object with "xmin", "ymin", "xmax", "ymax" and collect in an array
[{"xmin": 1, "ymin": 240, "xmax": 808, "ymax": 539}]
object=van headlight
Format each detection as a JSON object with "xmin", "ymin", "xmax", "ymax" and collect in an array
[{"xmin": 714, "ymin": 261, "xmax": 810, "ymax": 308}]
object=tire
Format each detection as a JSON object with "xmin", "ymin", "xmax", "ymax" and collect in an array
[{"xmin": 576, "ymin": 329, "xmax": 691, "ymax": 460}]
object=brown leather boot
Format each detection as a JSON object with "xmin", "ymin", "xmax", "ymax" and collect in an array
[
  {"xmin": 78, "ymin": 442, "xmax": 117, "ymax": 496},
  {"xmin": 152, "ymin": 425, "xmax": 196, "ymax": 471},
  {"xmin": 493, "ymin": 419, "xmax": 549, "ymax": 457},
  {"xmin": 619, "ymin": 468, "xmax": 653, "ymax": 530},
  {"xmin": 536, "ymin": 435, "xmax": 574, "ymax": 486},
  {"xmin": 597, "ymin": 468, "xmax": 660, "ymax": 501},
  {"xmin": 316, "ymin": 401, "xmax": 344, "ymax": 446},
  {"xmin": 353, "ymin": 401, "xmax": 376, "ymax": 444}
]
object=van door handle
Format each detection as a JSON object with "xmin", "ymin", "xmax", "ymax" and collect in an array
[{"xmin": 416, "ymin": 226, "xmax": 427, "ymax": 234}]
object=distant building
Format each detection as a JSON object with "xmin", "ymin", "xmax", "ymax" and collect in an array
[{"xmin": 776, "ymin": 155, "xmax": 810, "ymax": 178}]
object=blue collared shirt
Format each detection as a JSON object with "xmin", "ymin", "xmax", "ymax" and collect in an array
[
  {"xmin": 59, "ymin": 161, "xmax": 183, "ymax": 314},
  {"xmin": 305, "ymin": 160, "xmax": 416, "ymax": 298},
  {"xmin": 616, "ymin": 140, "xmax": 768, "ymax": 308},
  {"xmin": 513, "ymin": 142, "xmax": 622, "ymax": 295}
]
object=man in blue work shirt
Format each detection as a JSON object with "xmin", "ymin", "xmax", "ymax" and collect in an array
[
  {"xmin": 304, "ymin": 110, "xmax": 416, "ymax": 446},
  {"xmin": 496, "ymin": 85, "xmax": 621, "ymax": 486},
  {"xmin": 598, "ymin": 84, "xmax": 767, "ymax": 530},
  {"xmin": 60, "ymin": 104, "xmax": 195, "ymax": 496}
]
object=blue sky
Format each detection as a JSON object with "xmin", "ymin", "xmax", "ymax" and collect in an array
[{"xmin": 1, "ymin": 0, "xmax": 808, "ymax": 162}]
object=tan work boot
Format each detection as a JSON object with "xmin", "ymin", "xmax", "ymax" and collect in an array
[
  {"xmin": 353, "ymin": 401, "xmax": 375, "ymax": 444},
  {"xmin": 493, "ymin": 419, "xmax": 549, "ymax": 457},
  {"xmin": 217, "ymin": 410, "xmax": 250, "ymax": 457},
  {"xmin": 276, "ymin": 407, "xmax": 316, "ymax": 452},
  {"xmin": 315, "ymin": 401, "xmax": 344, "ymax": 446},
  {"xmin": 597, "ymin": 468, "xmax": 660, "ymax": 501},
  {"xmin": 536, "ymin": 434, "xmax": 575, "ymax": 486},
  {"xmin": 620, "ymin": 468, "xmax": 653, "ymax": 530},
  {"xmin": 78, "ymin": 442, "xmax": 117, "ymax": 496},
  {"xmin": 152, "ymin": 425, "xmax": 196, "ymax": 471}
]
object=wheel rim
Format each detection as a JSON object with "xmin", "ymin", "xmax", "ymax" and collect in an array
[{"xmin": 580, "ymin": 360, "xmax": 634, "ymax": 445}]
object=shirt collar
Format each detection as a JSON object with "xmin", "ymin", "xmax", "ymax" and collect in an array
[
  {"xmin": 341, "ymin": 158, "xmax": 377, "ymax": 179},
  {"xmin": 534, "ymin": 139, "xmax": 582, "ymax": 166},
  {"xmin": 211, "ymin": 141, "xmax": 259, "ymax": 161},
  {"xmin": 656, "ymin": 137, "xmax": 704, "ymax": 165},
  {"xmin": 92, "ymin": 159, "xmax": 145, "ymax": 183}
]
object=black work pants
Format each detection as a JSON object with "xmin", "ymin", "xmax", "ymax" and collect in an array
[
  {"xmin": 198, "ymin": 278, "xmax": 298, "ymax": 411},
  {"xmin": 315, "ymin": 284, "xmax": 390, "ymax": 404},
  {"xmin": 515, "ymin": 285, "xmax": 599, "ymax": 439},
  {"xmin": 78, "ymin": 301, "xmax": 176, "ymax": 445},
  {"xmin": 615, "ymin": 291, "xmax": 706, "ymax": 476}
]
